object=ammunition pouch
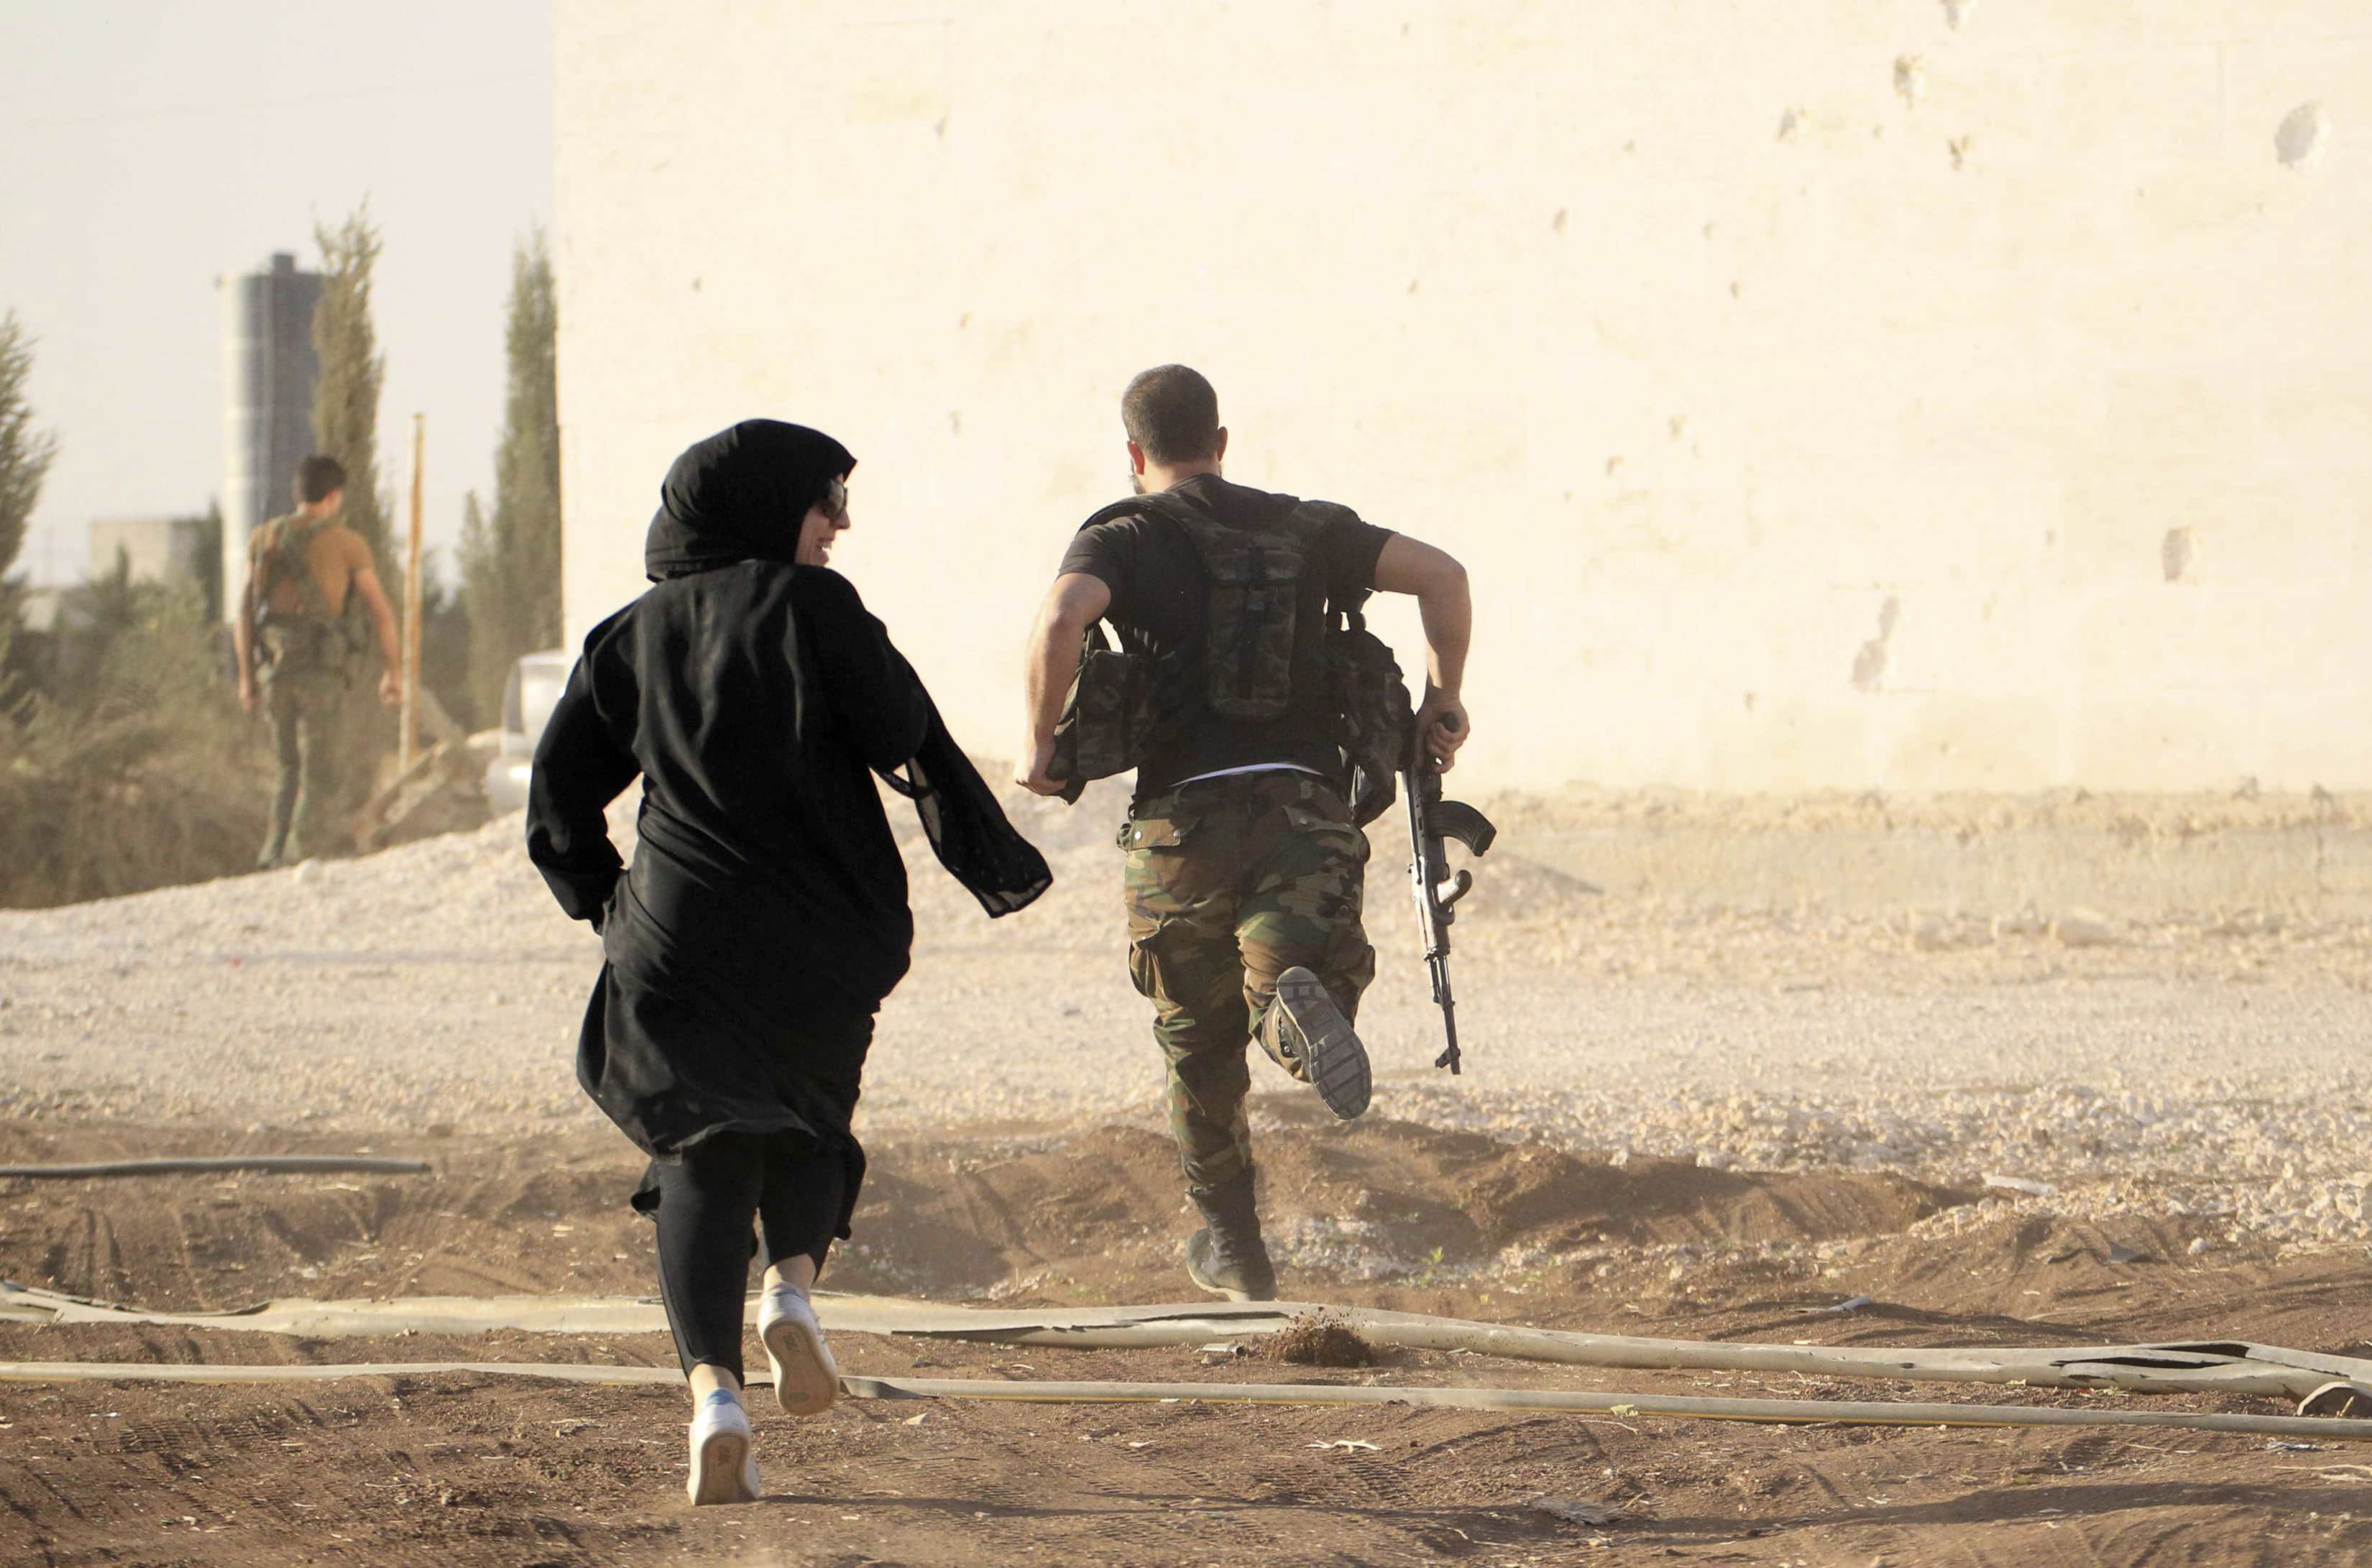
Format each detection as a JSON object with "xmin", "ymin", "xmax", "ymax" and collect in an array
[
  {"xmin": 1047, "ymin": 623, "xmax": 1169, "ymax": 804},
  {"xmin": 1322, "ymin": 608, "xmax": 1412, "ymax": 828},
  {"xmin": 257, "ymin": 615, "xmax": 355, "ymax": 684}
]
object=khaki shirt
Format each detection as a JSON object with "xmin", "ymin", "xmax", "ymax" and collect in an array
[{"xmin": 249, "ymin": 515, "xmax": 374, "ymax": 619}]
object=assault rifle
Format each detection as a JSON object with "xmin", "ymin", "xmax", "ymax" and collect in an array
[{"xmin": 1402, "ymin": 718, "xmax": 1497, "ymax": 1074}]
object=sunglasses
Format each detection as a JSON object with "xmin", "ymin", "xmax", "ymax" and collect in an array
[{"xmin": 817, "ymin": 475, "xmax": 849, "ymax": 522}]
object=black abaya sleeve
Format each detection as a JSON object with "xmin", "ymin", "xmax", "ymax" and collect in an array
[
  {"xmin": 526, "ymin": 625, "xmax": 644, "ymax": 927},
  {"xmin": 802, "ymin": 570, "xmax": 929, "ymax": 770}
]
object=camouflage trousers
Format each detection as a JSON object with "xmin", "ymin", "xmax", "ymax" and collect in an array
[
  {"xmin": 1122, "ymin": 771, "xmax": 1376, "ymax": 1205},
  {"xmin": 258, "ymin": 663, "xmax": 345, "ymax": 869}
]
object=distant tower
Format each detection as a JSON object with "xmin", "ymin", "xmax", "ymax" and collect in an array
[{"xmin": 219, "ymin": 252, "xmax": 322, "ymax": 619}]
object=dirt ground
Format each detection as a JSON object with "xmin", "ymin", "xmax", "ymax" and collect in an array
[
  {"xmin": 9, "ymin": 1110, "xmax": 2372, "ymax": 1567},
  {"xmin": 6, "ymin": 793, "xmax": 2372, "ymax": 1562}
]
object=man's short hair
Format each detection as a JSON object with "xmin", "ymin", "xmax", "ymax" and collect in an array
[
  {"xmin": 294, "ymin": 455, "xmax": 347, "ymax": 505},
  {"xmin": 1121, "ymin": 365, "xmax": 1221, "ymax": 465}
]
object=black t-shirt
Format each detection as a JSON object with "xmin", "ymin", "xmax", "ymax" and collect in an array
[{"xmin": 1057, "ymin": 474, "xmax": 1394, "ymax": 795}]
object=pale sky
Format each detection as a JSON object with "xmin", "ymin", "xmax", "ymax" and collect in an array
[{"xmin": 0, "ymin": 1, "xmax": 552, "ymax": 586}]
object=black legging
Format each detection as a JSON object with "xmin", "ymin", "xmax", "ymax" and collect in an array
[{"xmin": 653, "ymin": 1130, "xmax": 847, "ymax": 1383}]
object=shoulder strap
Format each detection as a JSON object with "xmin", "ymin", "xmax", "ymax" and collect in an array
[
  {"xmin": 262, "ymin": 515, "xmax": 337, "ymax": 621},
  {"xmin": 1075, "ymin": 489, "xmax": 1347, "ymax": 626},
  {"xmin": 1077, "ymin": 492, "xmax": 1200, "ymax": 534},
  {"xmin": 1279, "ymin": 498, "xmax": 1372, "ymax": 629},
  {"xmin": 1069, "ymin": 496, "xmax": 1220, "ymax": 648}
]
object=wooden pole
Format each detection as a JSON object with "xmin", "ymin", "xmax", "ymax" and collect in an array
[{"xmin": 400, "ymin": 414, "xmax": 425, "ymax": 772}]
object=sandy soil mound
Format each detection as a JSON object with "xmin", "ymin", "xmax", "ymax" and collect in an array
[
  {"xmin": 843, "ymin": 1110, "xmax": 1975, "ymax": 1299},
  {"xmin": 0, "ymin": 1108, "xmax": 1967, "ymax": 1313}
]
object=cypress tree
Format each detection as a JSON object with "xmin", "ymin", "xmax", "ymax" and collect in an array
[
  {"xmin": 461, "ymin": 229, "xmax": 563, "ymax": 724},
  {"xmin": 309, "ymin": 209, "xmax": 390, "ymax": 575},
  {"xmin": 307, "ymin": 209, "xmax": 392, "ymax": 829},
  {"xmin": 0, "ymin": 311, "xmax": 60, "ymax": 586}
]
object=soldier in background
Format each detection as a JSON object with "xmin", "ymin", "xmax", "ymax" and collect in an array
[
  {"xmin": 1016, "ymin": 364, "xmax": 1473, "ymax": 1301},
  {"xmin": 233, "ymin": 454, "xmax": 400, "ymax": 869}
]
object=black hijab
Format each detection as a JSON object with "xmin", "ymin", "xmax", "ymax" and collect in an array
[
  {"xmin": 644, "ymin": 420, "xmax": 855, "ymax": 582},
  {"xmin": 630, "ymin": 415, "xmax": 1054, "ymax": 921}
]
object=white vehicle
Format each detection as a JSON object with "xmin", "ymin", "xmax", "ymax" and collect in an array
[{"xmin": 482, "ymin": 650, "xmax": 574, "ymax": 813}]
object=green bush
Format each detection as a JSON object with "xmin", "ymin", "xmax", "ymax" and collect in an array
[{"xmin": 0, "ymin": 575, "xmax": 267, "ymax": 908}]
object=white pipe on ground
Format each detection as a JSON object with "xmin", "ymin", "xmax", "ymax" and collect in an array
[
  {"xmin": 5, "ymin": 1360, "xmax": 2371, "ymax": 1443},
  {"xmin": 6, "ymin": 1285, "xmax": 2366, "ymax": 1401},
  {"xmin": 0, "ymin": 1156, "xmax": 431, "ymax": 1179}
]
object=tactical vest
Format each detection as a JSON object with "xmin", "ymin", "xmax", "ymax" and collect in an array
[
  {"xmin": 253, "ymin": 514, "xmax": 360, "ymax": 680},
  {"xmin": 1049, "ymin": 492, "xmax": 1412, "ymax": 824}
]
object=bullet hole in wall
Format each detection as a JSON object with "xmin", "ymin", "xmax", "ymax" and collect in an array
[
  {"xmin": 1852, "ymin": 596, "xmax": 1900, "ymax": 693},
  {"xmin": 2277, "ymin": 103, "xmax": 2328, "ymax": 169},
  {"xmin": 1894, "ymin": 57, "xmax": 1927, "ymax": 110}
]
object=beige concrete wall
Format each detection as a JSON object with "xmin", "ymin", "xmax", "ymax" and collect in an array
[
  {"xmin": 88, "ymin": 516, "xmax": 206, "ymax": 585},
  {"xmin": 554, "ymin": 1, "xmax": 2372, "ymax": 791}
]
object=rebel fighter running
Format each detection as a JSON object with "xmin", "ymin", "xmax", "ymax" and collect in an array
[{"xmin": 1017, "ymin": 364, "xmax": 1473, "ymax": 1301}]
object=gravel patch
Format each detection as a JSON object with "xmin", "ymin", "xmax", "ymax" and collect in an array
[{"xmin": 4, "ymin": 794, "xmax": 2371, "ymax": 1251}]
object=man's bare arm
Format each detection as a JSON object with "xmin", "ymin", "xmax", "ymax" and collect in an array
[
  {"xmin": 350, "ymin": 568, "xmax": 404, "ymax": 708},
  {"xmin": 1372, "ymin": 535, "xmax": 1472, "ymax": 769},
  {"xmin": 233, "ymin": 558, "xmax": 262, "ymax": 712},
  {"xmin": 1014, "ymin": 571, "xmax": 1113, "ymax": 793}
]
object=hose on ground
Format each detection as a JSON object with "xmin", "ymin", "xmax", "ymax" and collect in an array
[
  {"xmin": 4, "ymin": 1359, "xmax": 2371, "ymax": 1442},
  {"xmin": 0, "ymin": 1156, "xmax": 430, "ymax": 1180},
  {"xmin": 6, "ymin": 1284, "xmax": 2363, "ymax": 1402}
]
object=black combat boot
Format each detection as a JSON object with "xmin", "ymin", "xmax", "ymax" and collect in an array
[
  {"xmin": 1185, "ymin": 1179, "xmax": 1277, "ymax": 1302},
  {"xmin": 1261, "ymin": 966, "xmax": 1371, "ymax": 1120}
]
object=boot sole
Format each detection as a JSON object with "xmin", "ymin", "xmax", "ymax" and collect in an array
[
  {"xmin": 761, "ymin": 1306, "xmax": 841, "ymax": 1416},
  {"xmin": 1275, "ymin": 967, "xmax": 1371, "ymax": 1120},
  {"xmin": 687, "ymin": 1425, "xmax": 755, "ymax": 1506}
]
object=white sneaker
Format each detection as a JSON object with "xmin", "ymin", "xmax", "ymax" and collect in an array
[
  {"xmin": 758, "ymin": 1282, "xmax": 840, "ymax": 1416},
  {"xmin": 686, "ymin": 1390, "xmax": 760, "ymax": 1505}
]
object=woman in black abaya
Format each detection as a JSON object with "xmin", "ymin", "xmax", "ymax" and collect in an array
[{"xmin": 526, "ymin": 420, "xmax": 1046, "ymax": 1505}]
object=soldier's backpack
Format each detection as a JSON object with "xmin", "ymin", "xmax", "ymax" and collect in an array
[{"xmin": 1049, "ymin": 492, "xmax": 1412, "ymax": 825}]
